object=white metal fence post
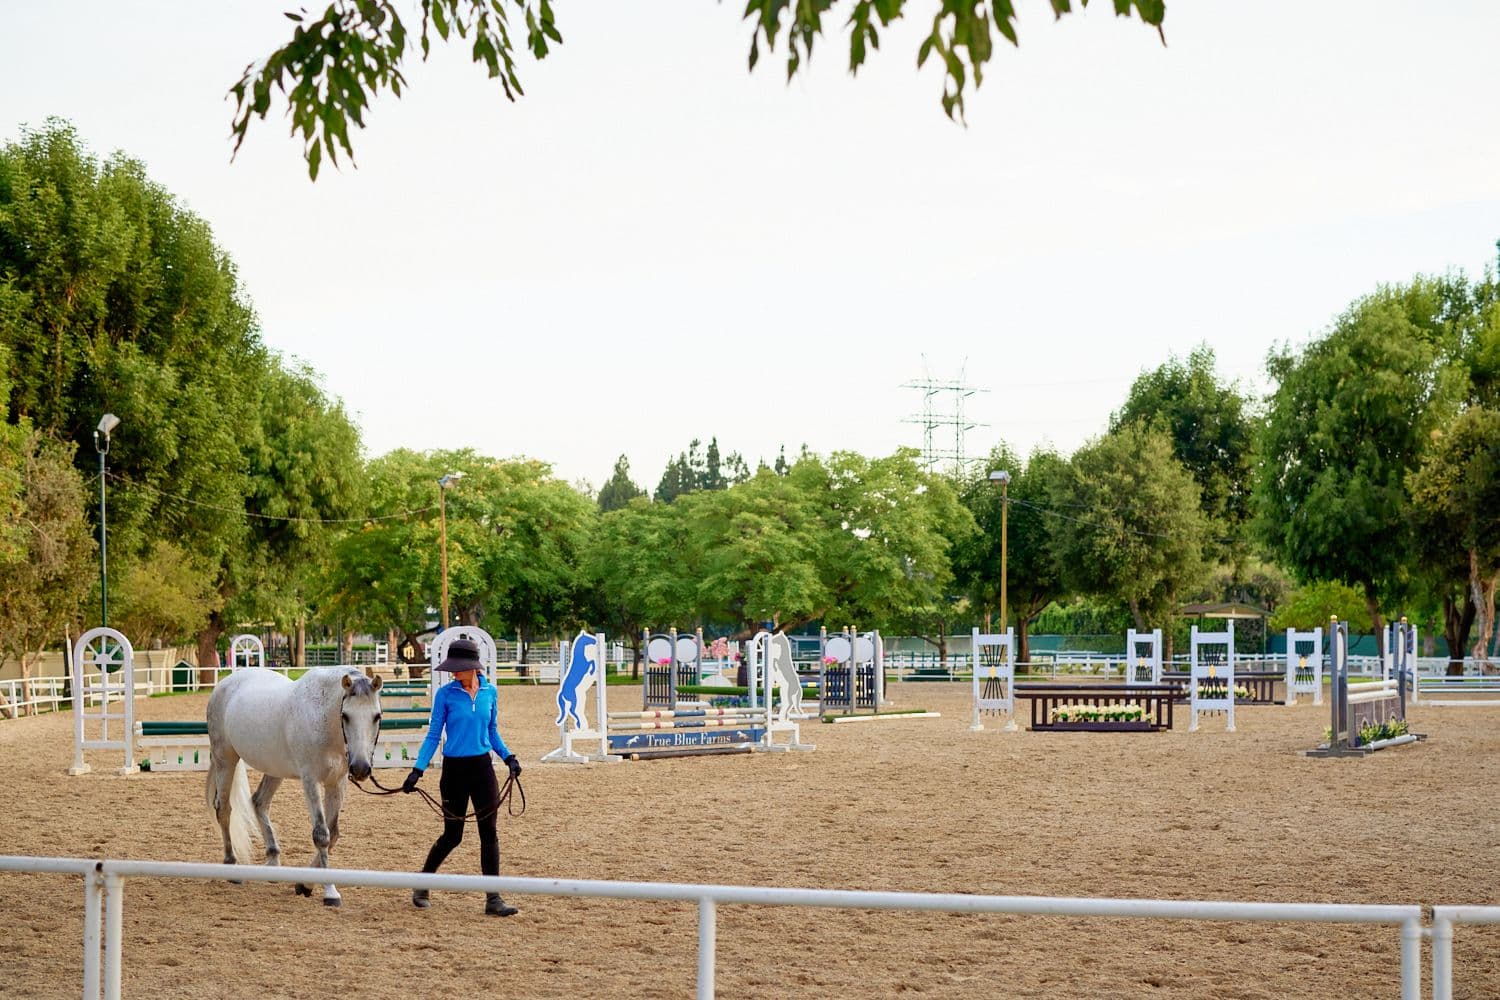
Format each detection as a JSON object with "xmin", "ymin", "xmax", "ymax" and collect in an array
[
  {"xmin": 103, "ymin": 872, "xmax": 124, "ymax": 1000},
  {"xmin": 1431, "ymin": 914, "xmax": 1454, "ymax": 1000},
  {"xmin": 1400, "ymin": 917, "xmax": 1421, "ymax": 1000},
  {"xmin": 82, "ymin": 870, "xmax": 102, "ymax": 1000},
  {"xmin": 696, "ymin": 896, "xmax": 716, "ymax": 1000}
]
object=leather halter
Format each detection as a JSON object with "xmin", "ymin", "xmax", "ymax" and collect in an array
[{"xmin": 337, "ymin": 683, "xmax": 383, "ymax": 766}]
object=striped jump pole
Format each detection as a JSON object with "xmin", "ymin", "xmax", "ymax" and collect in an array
[
  {"xmin": 608, "ymin": 709, "xmax": 764, "ymax": 720},
  {"xmin": 609, "ymin": 717, "xmax": 769, "ymax": 733}
]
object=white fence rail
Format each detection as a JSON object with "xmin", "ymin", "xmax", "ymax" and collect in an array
[
  {"xmin": 1, "ymin": 665, "xmax": 221, "ymax": 720},
  {"xmin": 7, "ymin": 647, "xmax": 1498, "ymax": 720},
  {"xmin": 0, "ymin": 855, "xmax": 1461, "ymax": 999},
  {"xmin": 885, "ymin": 654, "xmax": 1500, "ymax": 684},
  {"xmin": 0, "ymin": 675, "xmax": 71, "ymax": 717},
  {"xmin": 883, "ymin": 655, "xmax": 1362, "ymax": 683},
  {"xmin": 0, "ymin": 649, "xmax": 642, "ymax": 721}
]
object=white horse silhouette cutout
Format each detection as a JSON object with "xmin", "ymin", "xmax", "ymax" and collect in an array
[{"xmin": 768, "ymin": 632, "xmax": 801, "ymax": 722}]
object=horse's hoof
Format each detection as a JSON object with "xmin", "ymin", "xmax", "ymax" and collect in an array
[
  {"xmin": 322, "ymin": 896, "xmax": 341, "ymax": 908},
  {"xmin": 294, "ymin": 883, "xmax": 312, "ymax": 897}
]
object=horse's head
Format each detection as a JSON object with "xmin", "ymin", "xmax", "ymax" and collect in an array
[
  {"xmin": 339, "ymin": 672, "xmax": 384, "ymax": 780},
  {"xmin": 576, "ymin": 636, "xmax": 597, "ymax": 672}
]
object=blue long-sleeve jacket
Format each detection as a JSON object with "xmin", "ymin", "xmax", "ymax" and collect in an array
[{"xmin": 414, "ymin": 676, "xmax": 512, "ymax": 771}]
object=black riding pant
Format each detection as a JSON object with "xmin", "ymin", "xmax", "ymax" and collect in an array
[{"xmin": 421, "ymin": 754, "xmax": 500, "ymax": 877}]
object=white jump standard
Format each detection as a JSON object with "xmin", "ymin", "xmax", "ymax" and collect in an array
[
  {"xmin": 1188, "ymin": 622, "xmax": 1235, "ymax": 733},
  {"xmin": 641, "ymin": 627, "xmax": 704, "ymax": 710},
  {"xmin": 1285, "ymin": 626, "xmax": 1323, "ymax": 706},
  {"xmin": 969, "ymin": 627, "xmax": 1017, "ymax": 732},
  {"xmin": 1125, "ymin": 628, "xmax": 1163, "ymax": 686},
  {"xmin": 429, "ymin": 626, "xmax": 499, "ymax": 698},
  {"xmin": 1382, "ymin": 617, "xmax": 1418, "ymax": 682},
  {"xmin": 68, "ymin": 628, "xmax": 139, "ymax": 776},
  {"xmin": 747, "ymin": 631, "xmax": 817, "ymax": 749},
  {"xmin": 228, "ymin": 633, "xmax": 265, "ymax": 671},
  {"xmin": 819, "ymin": 627, "xmax": 886, "ymax": 714},
  {"xmin": 542, "ymin": 631, "xmax": 618, "ymax": 763},
  {"xmin": 744, "ymin": 630, "xmax": 802, "ymax": 716}
]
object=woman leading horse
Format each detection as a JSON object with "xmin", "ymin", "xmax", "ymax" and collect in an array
[{"xmin": 402, "ymin": 637, "xmax": 523, "ymax": 916}]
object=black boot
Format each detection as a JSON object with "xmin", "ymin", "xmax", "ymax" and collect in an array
[
  {"xmin": 484, "ymin": 892, "xmax": 518, "ymax": 917},
  {"xmin": 412, "ymin": 888, "xmax": 430, "ymax": 909}
]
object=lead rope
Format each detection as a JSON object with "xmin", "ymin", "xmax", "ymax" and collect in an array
[
  {"xmin": 339, "ymin": 683, "xmax": 524, "ymax": 822},
  {"xmin": 351, "ymin": 768, "xmax": 526, "ymax": 823}
]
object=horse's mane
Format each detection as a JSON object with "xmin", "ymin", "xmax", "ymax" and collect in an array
[{"xmin": 301, "ymin": 666, "xmax": 377, "ymax": 700}]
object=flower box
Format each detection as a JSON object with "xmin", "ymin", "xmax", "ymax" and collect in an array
[
  {"xmin": 1047, "ymin": 721, "xmax": 1158, "ymax": 732},
  {"xmin": 1197, "ymin": 685, "xmax": 1252, "ymax": 700},
  {"xmin": 1047, "ymin": 700, "xmax": 1150, "ymax": 725}
]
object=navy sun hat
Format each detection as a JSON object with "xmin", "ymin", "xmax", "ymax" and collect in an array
[{"xmin": 438, "ymin": 638, "xmax": 483, "ymax": 673}]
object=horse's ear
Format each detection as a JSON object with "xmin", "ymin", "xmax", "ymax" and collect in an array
[
  {"xmin": 371, "ymin": 674, "xmax": 383, "ymax": 691},
  {"xmin": 341, "ymin": 674, "xmax": 353, "ymax": 691}
]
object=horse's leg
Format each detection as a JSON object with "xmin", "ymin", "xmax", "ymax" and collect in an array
[
  {"xmin": 252, "ymin": 775, "xmax": 283, "ymax": 865},
  {"xmin": 319, "ymin": 776, "xmax": 346, "ymax": 907},
  {"xmin": 325, "ymin": 777, "xmax": 345, "ymax": 852},
  {"xmin": 293, "ymin": 774, "xmax": 329, "ymax": 900},
  {"xmin": 208, "ymin": 749, "xmax": 242, "ymax": 866}
]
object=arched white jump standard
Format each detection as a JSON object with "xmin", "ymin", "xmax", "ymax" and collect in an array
[
  {"xmin": 1285, "ymin": 627, "xmax": 1323, "ymax": 706},
  {"xmin": 68, "ymin": 628, "xmax": 138, "ymax": 776},
  {"xmin": 427, "ymin": 626, "xmax": 498, "ymax": 698},
  {"xmin": 1189, "ymin": 621, "xmax": 1235, "ymax": 733},
  {"xmin": 970, "ymin": 627, "xmax": 1017, "ymax": 732},
  {"xmin": 228, "ymin": 634, "xmax": 265, "ymax": 671}
]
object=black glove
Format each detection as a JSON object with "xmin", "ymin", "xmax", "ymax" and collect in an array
[
  {"xmin": 402, "ymin": 767, "xmax": 422, "ymax": 793},
  {"xmin": 504, "ymin": 755, "xmax": 522, "ymax": 779}
]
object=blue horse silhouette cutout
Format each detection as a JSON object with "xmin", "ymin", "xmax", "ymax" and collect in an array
[{"xmin": 555, "ymin": 632, "xmax": 599, "ymax": 728}]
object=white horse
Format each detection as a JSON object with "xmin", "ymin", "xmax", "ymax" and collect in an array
[
  {"xmin": 768, "ymin": 633, "xmax": 802, "ymax": 722},
  {"xmin": 205, "ymin": 667, "xmax": 383, "ymax": 906}
]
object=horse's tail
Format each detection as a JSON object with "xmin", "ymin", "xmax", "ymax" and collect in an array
[{"xmin": 206, "ymin": 759, "xmax": 258, "ymax": 863}]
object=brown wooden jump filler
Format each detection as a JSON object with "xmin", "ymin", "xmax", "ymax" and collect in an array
[{"xmin": 1013, "ymin": 684, "xmax": 1177, "ymax": 732}]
